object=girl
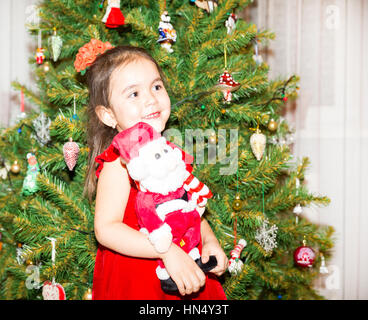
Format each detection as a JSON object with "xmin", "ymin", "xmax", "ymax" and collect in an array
[{"xmin": 82, "ymin": 43, "xmax": 228, "ymax": 300}]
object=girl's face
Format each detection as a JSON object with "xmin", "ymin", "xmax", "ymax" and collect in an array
[{"xmin": 108, "ymin": 58, "xmax": 171, "ymax": 133}]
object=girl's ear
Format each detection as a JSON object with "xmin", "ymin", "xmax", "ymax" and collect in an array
[{"xmin": 95, "ymin": 105, "xmax": 117, "ymax": 128}]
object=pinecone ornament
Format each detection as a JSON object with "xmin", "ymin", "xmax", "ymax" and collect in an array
[{"xmin": 63, "ymin": 138, "xmax": 80, "ymax": 171}]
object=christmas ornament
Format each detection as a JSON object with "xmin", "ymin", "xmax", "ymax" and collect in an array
[
  {"xmin": 293, "ymin": 237, "xmax": 316, "ymax": 268},
  {"xmin": 83, "ymin": 288, "xmax": 93, "ymax": 300},
  {"xmin": 36, "ymin": 47, "xmax": 45, "ymax": 65},
  {"xmin": 69, "ymin": 94, "xmax": 79, "ymax": 122},
  {"xmin": 215, "ymin": 70, "xmax": 240, "ymax": 103},
  {"xmin": 268, "ymin": 119, "xmax": 278, "ymax": 132},
  {"xmin": 250, "ymin": 128, "xmax": 266, "ymax": 161},
  {"xmin": 16, "ymin": 243, "xmax": 32, "ymax": 265},
  {"xmin": 0, "ymin": 161, "xmax": 11, "ymax": 179},
  {"xmin": 42, "ymin": 237, "xmax": 66, "ymax": 300},
  {"xmin": 255, "ymin": 218, "xmax": 278, "ymax": 254},
  {"xmin": 42, "ymin": 281, "xmax": 66, "ymax": 300},
  {"xmin": 208, "ymin": 131, "xmax": 217, "ymax": 144},
  {"xmin": 232, "ymin": 193, "xmax": 242, "ymax": 212},
  {"xmin": 36, "ymin": 30, "xmax": 45, "ymax": 64},
  {"xmin": 43, "ymin": 62, "xmax": 50, "ymax": 72},
  {"xmin": 99, "ymin": 0, "xmax": 105, "ymax": 9},
  {"xmin": 63, "ymin": 138, "xmax": 80, "ymax": 171},
  {"xmin": 101, "ymin": 0, "xmax": 125, "ymax": 28},
  {"xmin": 252, "ymin": 39, "xmax": 263, "ymax": 65},
  {"xmin": 225, "ymin": 13, "xmax": 237, "ymax": 35},
  {"xmin": 48, "ymin": 28, "xmax": 63, "ymax": 62},
  {"xmin": 25, "ymin": 5, "xmax": 41, "ymax": 28},
  {"xmin": 319, "ymin": 253, "xmax": 329, "ymax": 274},
  {"xmin": 0, "ymin": 232, "xmax": 2, "ymax": 251},
  {"xmin": 22, "ymin": 153, "xmax": 40, "ymax": 196},
  {"xmin": 157, "ymin": 11, "xmax": 177, "ymax": 53},
  {"xmin": 31, "ymin": 112, "xmax": 51, "ymax": 146},
  {"xmin": 194, "ymin": 1, "xmax": 218, "ymax": 13},
  {"xmin": 10, "ymin": 160, "xmax": 20, "ymax": 174},
  {"xmin": 228, "ymin": 239, "xmax": 246, "ymax": 275}
]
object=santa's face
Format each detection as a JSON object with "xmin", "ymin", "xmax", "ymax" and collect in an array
[
  {"xmin": 109, "ymin": 58, "xmax": 171, "ymax": 133},
  {"xmin": 127, "ymin": 137, "xmax": 188, "ymax": 194}
]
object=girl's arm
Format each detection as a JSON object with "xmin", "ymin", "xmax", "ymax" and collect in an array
[
  {"xmin": 200, "ymin": 218, "xmax": 229, "ymax": 276},
  {"xmin": 94, "ymin": 158, "xmax": 206, "ymax": 296}
]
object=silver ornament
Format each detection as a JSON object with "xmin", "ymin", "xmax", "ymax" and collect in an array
[
  {"xmin": 250, "ymin": 128, "xmax": 266, "ymax": 161},
  {"xmin": 48, "ymin": 28, "xmax": 63, "ymax": 62}
]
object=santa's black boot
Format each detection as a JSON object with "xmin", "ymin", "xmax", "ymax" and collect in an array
[
  {"xmin": 195, "ymin": 255, "xmax": 217, "ymax": 273},
  {"xmin": 160, "ymin": 277, "xmax": 178, "ymax": 293}
]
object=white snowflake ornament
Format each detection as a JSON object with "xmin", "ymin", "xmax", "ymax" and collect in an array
[
  {"xmin": 255, "ymin": 219, "xmax": 278, "ymax": 254},
  {"xmin": 31, "ymin": 112, "xmax": 51, "ymax": 146}
]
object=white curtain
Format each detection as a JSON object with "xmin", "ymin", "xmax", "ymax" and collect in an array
[
  {"xmin": 245, "ymin": 0, "xmax": 368, "ymax": 299},
  {"xmin": 0, "ymin": 0, "xmax": 39, "ymax": 128}
]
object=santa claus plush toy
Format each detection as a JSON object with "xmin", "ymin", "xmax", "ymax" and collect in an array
[{"xmin": 111, "ymin": 122, "xmax": 217, "ymax": 293}]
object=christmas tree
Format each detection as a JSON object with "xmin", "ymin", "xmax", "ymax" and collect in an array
[{"xmin": 0, "ymin": 0, "xmax": 334, "ymax": 300}]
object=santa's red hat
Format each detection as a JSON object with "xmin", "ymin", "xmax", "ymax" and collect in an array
[{"xmin": 111, "ymin": 122, "xmax": 161, "ymax": 163}]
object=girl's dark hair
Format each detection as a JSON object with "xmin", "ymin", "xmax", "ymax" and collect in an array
[{"xmin": 83, "ymin": 46, "xmax": 164, "ymax": 202}]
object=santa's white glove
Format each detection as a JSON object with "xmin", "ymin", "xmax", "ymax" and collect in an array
[{"xmin": 148, "ymin": 223, "xmax": 173, "ymax": 253}]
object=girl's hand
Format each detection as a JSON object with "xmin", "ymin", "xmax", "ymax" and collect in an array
[
  {"xmin": 159, "ymin": 243, "xmax": 206, "ymax": 296},
  {"xmin": 201, "ymin": 238, "xmax": 228, "ymax": 277}
]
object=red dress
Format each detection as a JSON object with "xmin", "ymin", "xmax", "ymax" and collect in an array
[{"xmin": 92, "ymin": 143, "xmax": 227, "ymax": 300}]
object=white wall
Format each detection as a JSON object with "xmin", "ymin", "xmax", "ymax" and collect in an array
[
  {"xmin": 0, "ymin": 0, "xmax": 39, "ymax": 128},
  {"xmin": 245, "ymin": 0, "xmax": 368, "ymax": 299}
]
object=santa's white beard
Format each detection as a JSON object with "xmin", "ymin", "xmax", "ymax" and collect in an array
[{"xmin": 139, "ymin": 156, "xmax": 188, "ymax": 195}]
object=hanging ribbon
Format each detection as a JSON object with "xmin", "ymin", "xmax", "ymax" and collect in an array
[
  {"xmin": 20, "ymin": 89, "xmax": 24, "ymax": 113},
  {"xmin": 46, "ymin": 237, "xmax": 56, "ymax": 284},
  {"xmin": 224, "ymin": 43, "xmax": 227, "ymax": 70},
  {"xmin": 233, "ymin": 166, "xmax": 239, "ymax": 246},
  {"xmin": 38, "ymin": 29, "xmax": 42, "ymax": 48},
  {"xmin": 262, "ymin": 181, "xmax": 265, "ymax": 215}
]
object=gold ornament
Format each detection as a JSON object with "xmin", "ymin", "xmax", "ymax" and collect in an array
[
  {"xmin": 208, "ymin": 132, "xmax": 217, "ymax": 144},
  {"xmin": 250, "ymin": 128, "xmax": 266, "ymax": 161},
  {"xmin": 10, "ymin": 160, "xmax": 20, "ymax": 174},
  {"xmin": 26, "ymin": 259, "xmax": 33, "ymax": 265},
  {"xmin": 83, "ymin": 288, "xmax": 92, "ymax": 300},
  {"xmin": 268, "ymin": 119, "xmax": 278, "ymax": 132},
  {"xmin": 232, "ymin": 193, "xmax": 242, "ymax": 212},
  {"xmin": 43, "ymin": 62, "xmax": 50, "ymax": 72}
]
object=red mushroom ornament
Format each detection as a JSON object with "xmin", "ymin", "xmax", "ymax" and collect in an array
[{"xmin": 215, "ymin": 70, "xmax": 240, "ymax": 103}]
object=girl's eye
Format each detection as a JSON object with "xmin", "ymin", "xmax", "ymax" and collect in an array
[
  {"xmin": 153, "ymin": 84, "xmax": 162, "ymax": 91},
  {"xmin": 129, "ymin": 91, "xmax": 138, "ymax": 98}
]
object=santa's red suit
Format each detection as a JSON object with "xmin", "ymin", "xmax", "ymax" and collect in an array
[{"xmin": 111, "ymin": 122, "xmax": 213, "ymax": 284}]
